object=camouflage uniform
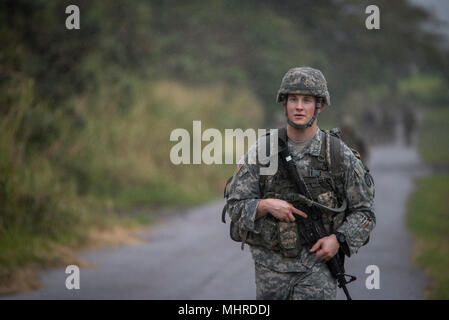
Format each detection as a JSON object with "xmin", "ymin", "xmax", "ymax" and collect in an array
[{"xmin": 227, "ymin": 129, "xmax": 375, "ymax": 300}]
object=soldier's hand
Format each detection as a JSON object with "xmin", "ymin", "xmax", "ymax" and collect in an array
[
  {"xmin": 309, "ymin": 235, "xmax": 340, "ymax": 262},
  {"xmin": 257, "ymin": 198, "xmax": 307, "ymax": 222}
]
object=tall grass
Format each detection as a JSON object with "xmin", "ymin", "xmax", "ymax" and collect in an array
[
  {"xmin": 0, "ymin": 79, "xmax": 88, "ymax": 282},
  {"xmin": 67, "ymin": 79, "xmax": 264, "ymax": 208}
]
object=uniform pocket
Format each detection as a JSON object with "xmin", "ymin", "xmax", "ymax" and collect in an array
[
  {"xmin": 278, "ymin": 222, "xmax": 298, "ymax": 250},
  {"xmin": 317, "ymin": 191, "xmax": 338, "ymax": 233},
  {"xmin": 317, "ymin": 191, "xmax": 337, "ymax": 207},
  {"xmin": 259, "ymin": 217, "xmax": 279, "ymax": 249},
  {"xmin": 278, "ymin": 221, "xmax": 302, "ymax": 257}
]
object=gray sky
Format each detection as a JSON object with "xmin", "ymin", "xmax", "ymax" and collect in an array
[{"xmin": 409, "ymin": 0, "xmax": 449, "ymax": 41}]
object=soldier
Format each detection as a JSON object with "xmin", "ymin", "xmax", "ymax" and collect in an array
[
  {"xmin": 339, "ymin": 114, "xmax": 369, "ymax": 163},
  {"xmin": 401, "ymin": 103, "xmax": 417, "ymax": 146},
  {"xmin": 225, "ymin": 67, "xmax": 376, "ymax": 300}
]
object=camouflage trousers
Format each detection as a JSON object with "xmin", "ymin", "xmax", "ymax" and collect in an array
[{"xmin": 254, "ymin": 262, "xmax": 337, "ymax": 300}]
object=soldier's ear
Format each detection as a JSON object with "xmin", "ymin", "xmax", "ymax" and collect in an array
[{"xmin": 317, "ymin": 101, "xmax": 325, "ymax": 114}]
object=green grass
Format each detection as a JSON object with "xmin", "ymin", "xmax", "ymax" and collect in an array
[
  {"xmin": 418, "ymin": 107, "xmax": 449, "ymax": 166},
  {"xmin": 407, "ymin": 174, "xmax": 449, "ymax": 299},
  {"xmin": 408, "ymin": 105, "xmax": 449, "ymax": 299}
]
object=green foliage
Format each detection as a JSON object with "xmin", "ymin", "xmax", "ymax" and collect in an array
[
  {"xmin": 0, "ymin": 80, "xmax": 88, "ymax": 276},
  {"xmin": 2, "ymin": 0, "xmax": 448, "ymax": 121},
  {"xmin": 399, "ymin": 74, "xmax": 449, "ymax": 104},
  {"xmin": 407, "ymin": 174, "xmax": 449, "ymax": 299},
  {"xmin": 0, "ymin": 81, "xmax": 74, "ymax": 236}
]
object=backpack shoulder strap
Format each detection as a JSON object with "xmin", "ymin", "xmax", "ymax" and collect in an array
[
  {"xmin": 263, "ymin": 127, "xmax": 286, "ymax": 160},
  {"xmin": 321, "ymin": 129, "xmax": 346, "ymax": 199},
  {"xmin": 328, "ymin": 131, "xmax": 345, "ymax": 176}
]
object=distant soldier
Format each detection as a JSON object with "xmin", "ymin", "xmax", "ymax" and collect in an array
[
  {"xmin": 340, "ymin": 114, "xmax": 369, "ymax": 163},
  {"xmin": 381, "ymin": 108, "xmax": 397, "ymax": 144},
  {"xmin": 402, "ymin": 104, "xmax": 417, "ymax": 146},
  {"xmin": 362, "ymin": 109, "xmax": 377, "ymax": 144}
]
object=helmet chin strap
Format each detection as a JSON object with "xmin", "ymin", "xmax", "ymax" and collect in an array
[{"xmin": 285, "ymin": 101, "xmax": 320, "ymax": 129}]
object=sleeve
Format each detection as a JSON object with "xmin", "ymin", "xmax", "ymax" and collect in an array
[
  {"xmin": 226, "ymin": 145, "xmax": 263, "ymax": 234},
  {"xmin": 336, "ymin": 146, "xmax": 376, "ymax": 256}
]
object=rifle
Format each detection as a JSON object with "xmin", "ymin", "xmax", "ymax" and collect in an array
[{"xmin": 278, "ymin": 137, "xmax": 356, "ymax": 300}]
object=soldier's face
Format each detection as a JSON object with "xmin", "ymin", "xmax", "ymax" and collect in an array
[{"xmin": 284, "ymin": 94, "xmax": 322, "ymax": 127}]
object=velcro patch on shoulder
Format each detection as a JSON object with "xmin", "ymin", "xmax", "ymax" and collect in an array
[{"xmin": 236, "ymin": 156, "xmax": 245, "ymax": 173}]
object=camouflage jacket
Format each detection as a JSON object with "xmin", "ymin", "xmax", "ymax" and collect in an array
[{"xmin": 226, "ymin": 128, "xmax": 376, "ymax": 273}]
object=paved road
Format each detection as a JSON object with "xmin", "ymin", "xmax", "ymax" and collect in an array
[
  {"xmin": 336, "ymin": 144, "xmax": 429, "ymax": 299},
  {"xmin": 3, "ymin": 144, "xmax": 429, "ymax": 300}
]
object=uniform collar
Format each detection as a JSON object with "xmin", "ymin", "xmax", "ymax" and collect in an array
[
  {"xmin": 301, "ymin": 127, "xmax": 323, "ymax": 157},
  {"xmin": 280, "ymin": 126, "xmax": 323, "ymax": 158}
]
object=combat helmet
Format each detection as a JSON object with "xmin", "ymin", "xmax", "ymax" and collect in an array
[
  {"xmin": 277, "ymin": 67, "xmax": 330, "ymax": 129},
  {"xmin": 277, "ymin": 67, "xmax": 330, "ymax": 105}
]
